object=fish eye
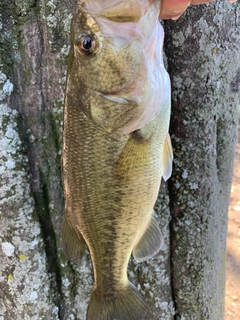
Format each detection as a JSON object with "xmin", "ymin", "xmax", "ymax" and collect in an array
[{"xmin": 76, "ymin": 35, "xmax": 97, "ymax": 55}]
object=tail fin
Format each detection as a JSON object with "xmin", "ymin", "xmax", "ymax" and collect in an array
[{"xmin": 86, "ymin": 282, "xmax": 149, "ymax": 320}]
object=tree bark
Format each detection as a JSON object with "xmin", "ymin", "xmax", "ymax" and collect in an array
[
  {"xmin": 0, "ymin": 1, "xmax": 239, "ymax": 319},
  {"xmin": 164, "ymin": 3, "xmax": 240, "ymax": 319}
]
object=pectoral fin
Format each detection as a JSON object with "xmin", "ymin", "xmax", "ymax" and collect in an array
[
  {"xmin": 133, "ymin": 215, "xmax": 163, "ymax": 262},
  {"xmin": 162, "ymin": 133, "xmax": 173, "ymax": 181},
  {"xmin": 62, "ymin": 214, "xmax": 86, "ymax": 262},
  {"xmin": 115, "ymin": 130, "xmax": 151, "ymax": 179}
]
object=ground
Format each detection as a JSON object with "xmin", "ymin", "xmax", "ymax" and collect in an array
[{"xmin": 225, "ymin": 124, "xmax": 240, "ymax": 320}]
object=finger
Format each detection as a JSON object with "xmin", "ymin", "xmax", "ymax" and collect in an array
[
  {"xmin": 191, "ymin": 0, "xmax": 213, "ymax": 4},
  {"xmin": 160, "ymin": 0, "xmax": 191, "ymax": 20},
  {"xmin": 191, "ymin": 0, "xmax": 237, "ymax": 5},
  {"xmin": 159, "ymin": 0, "xmax": 236, "ymax": 20}
]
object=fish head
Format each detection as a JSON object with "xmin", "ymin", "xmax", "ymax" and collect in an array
[
  {"xmin": 67, "ymin": 0, "xmax": 170, "ymax": 134},
  {"xmin": 71, "ymin": 5, "xmax": 143, "ymax": 93}
]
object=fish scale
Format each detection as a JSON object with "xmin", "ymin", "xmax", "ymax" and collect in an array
[{"xmin": 62, "ymin": 0, "xmax": 172, "ymax": 319}]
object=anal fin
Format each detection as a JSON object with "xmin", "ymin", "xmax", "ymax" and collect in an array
[
  {"xmin": 133, "ymin": 214, "xmax": 163, "ymax": 262},
  {"xmin": 62, "ymin": 214, "xmax": 86, "ymax": 262}
]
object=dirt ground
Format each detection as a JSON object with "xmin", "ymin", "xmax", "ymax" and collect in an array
[{"xmin": 225, "ymin": 125, "xmax": 240, "ymax": 320}]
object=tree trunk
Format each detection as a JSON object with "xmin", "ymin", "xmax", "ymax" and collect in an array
[
  {"xmin": 0, "ymin": 1, "xmax": 239, "ymax": 319},
  {"xmin": 164, "ymin": 3, "xmax": 240, "ymax": 319}
]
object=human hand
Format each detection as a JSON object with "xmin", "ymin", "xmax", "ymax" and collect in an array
[{"xmin": 160, "ymin": 0, "xmax": 237, "ymax": 20}]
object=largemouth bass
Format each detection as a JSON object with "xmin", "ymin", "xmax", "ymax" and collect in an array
[{"xmin": 62, "ymin": 0, "xmax": 173, "ymax": 319}]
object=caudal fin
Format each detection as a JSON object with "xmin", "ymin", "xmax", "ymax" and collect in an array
[{"xmin": 86, "ymin": 282, "xmax": 149, "ymax": 320}]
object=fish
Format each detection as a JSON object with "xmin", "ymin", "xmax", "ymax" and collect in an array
[{"xmin": 62, "ymin": 0, "xmax": 173, "ymax": 319}]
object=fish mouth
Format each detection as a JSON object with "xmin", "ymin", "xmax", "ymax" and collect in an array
[{"xmin": 82, "ymin": 0, "xmax": 155, "ymax": 23}]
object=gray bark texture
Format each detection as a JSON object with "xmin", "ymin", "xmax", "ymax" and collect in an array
[{"xmin": 0, "ymin": 1, "xmax": 239, "ymax": 320}]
